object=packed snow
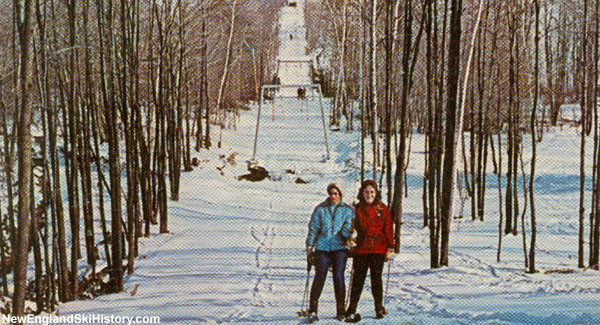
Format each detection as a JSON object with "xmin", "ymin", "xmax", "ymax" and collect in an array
[{"xmin": 51, "ymin": 0, "xmax": 600, "ymax": 324}]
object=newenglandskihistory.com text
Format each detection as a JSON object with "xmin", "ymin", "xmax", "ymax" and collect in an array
[{"xmin": 2, "ymin": 313, "xmax": 161, "ymax": 324}]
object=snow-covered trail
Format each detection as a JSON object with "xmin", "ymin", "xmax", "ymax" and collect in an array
[
  {"xmin": 58, "ymin": 1, "xmax": 362, "ymax": 322},
  {"xmin": 56, "ymin": 1, "xmax": 600, "ymax": 324}
]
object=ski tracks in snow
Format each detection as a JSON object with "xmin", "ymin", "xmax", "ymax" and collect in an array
[
  {"xmin": 386, "ymin": 217, "xmax": 600, "ymax": 323},
  {"xmin": 250, "ymin": 226, "xmax": 276, "ymax": 270},
  {"xmin": 249, "ymin": 225, "xmax": 277, "ymax": 307}
]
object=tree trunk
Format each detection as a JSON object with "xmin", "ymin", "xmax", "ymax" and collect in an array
[
  {"xmin": 47, "ymin": 65, "xmax": 71, "ymax": 301},
  {"xmin": 591, "ymin": 0, "xmax": 600, "ymax": 270},
  {"xmin": 202, "ymin": 1, "xmax": 211, "ymax": 149},
  {"xmin": 65, "ymin": 0, "xmax": 81, "ymax": 298},
  {"xmin": 13, "ymin": 0, "xmax": 35, "ymax": 316},
  {"xmin": 439, "ymin": 0, "xmax": 462, "ymax": 267},
  {"xmin": 528, "ymin": 0, "xmax": 540, "ymax": 274},
  {"xmin": 369, "ymin": 0, "xmax": 378, "ymax": 181},
  {"xmin": 424, "ymin": 0, "xmax": 440, "ymax": 268},
  {"xmin": 216, "ymin": 0, "xmax": 239, "ymax": 148},
  {"xmin": 359, "ymin": 0, "xmax": 367, "ymax": 182},
  {"xmin": 91, "ymin": 103, "xmax": 112, "ymax": 271},
  {"xmin": 81, "ymin": 0, "xmax": 97, "ymax": 276},
  {"xmin": 96, "ymin": 0, "xmax": 124, "ymax": 292},
  {"xmin": 391, "ymin": 0, "xmax": 413, "ymax": 254},
  {"xmin": 579, "ymin": 0, "xmax": 590, "ymax": 269}
]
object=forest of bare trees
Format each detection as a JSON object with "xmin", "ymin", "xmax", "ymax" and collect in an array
[
  {"xmin": 305, "ymin": 0, "xmax": 599, "ymax": 270},
  {"xmin": 0, "ymin": 0, "xmax": 281, "ymax": 316},
  {"xmin": 1, "ymin": 0, "xmax": 599, "ymax": 318}
]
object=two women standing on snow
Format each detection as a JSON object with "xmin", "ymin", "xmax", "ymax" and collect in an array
[
  {"xmin": 305, "ymin": 183, "xmax": 354, "ymax": 322},
  {"xmin": 345, "ymin": 179, "xmax": 395, "ymax": 322}
]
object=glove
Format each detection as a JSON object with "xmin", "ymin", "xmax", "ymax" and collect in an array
[
  {"xmin": 306, "ymin": 246, "xmax": 316, "ymax": 266},
  {"xmin": 346, "ymin": 228, "xmax": 357, "ymax": 248},
  {"xmin": 346, "ymin": 237, "xmax": 357, "ymax": 249},
  {"xmin": 306, "ymin": 245, "xmax": 314, "ymax": 257},
  {"xmin": 385, "ymin": 248, "xmax": 396, "ymax": 262}
]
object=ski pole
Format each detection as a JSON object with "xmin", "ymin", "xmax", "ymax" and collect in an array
[
  {"xmin": 384, "ymin": 259, "xmax": 392, "ymax": 306},
  {"xmin": 299, "ymin": 255, "xmax": 312, "ymax": 317},
  {"xmin": 301, "ymin": 266, "xmax": 310, "ymax": 310}
]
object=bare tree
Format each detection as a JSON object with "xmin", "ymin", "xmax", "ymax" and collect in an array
[
  {"xmin": 579, "ymin": 0, "xmax": 590, "ymax": 269},
  {"xmin": 96, "ymin": 0, "xmax": 124, "ymax": 292},
  {"xmin": 216, "ymin": 0, "xmax": 239, "ymax": 148},
  {"xmin": 13, "ymin": 0, "xmax": 35, "ymax": 316},
  {"xmin": 391, "ymin": 0, "xmax": 415, "ymax": 254},
  {"xmin": 582, "ymin": 1, "xmax": 600, "ymax": 270},
  {"xmin": 439, "ymin": 0, "xmax": 462, "ymax": 267},
  {"xmin": 64, "ymin": 0, "xmax": 81, "ymax": 297},
  {"xmin": 369, "ymin": 0, "xmax": 378, "ymax": 181},
  {"xmin": 528, "ymin": 0, "xmax": 540, "ymax": 274},
  {"xmin": 80, "ymin": 0, "xmax": 98, "ymax": 278}
]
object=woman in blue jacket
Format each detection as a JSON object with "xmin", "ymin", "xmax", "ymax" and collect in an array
[{"xmin": 305, "ymin": 183, "xmax": 354, "ymax": 322}]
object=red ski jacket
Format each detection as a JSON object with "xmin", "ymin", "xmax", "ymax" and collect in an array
[{"xmin": 352, "ymin": 202, "xmax": 394, "ymax": 255}]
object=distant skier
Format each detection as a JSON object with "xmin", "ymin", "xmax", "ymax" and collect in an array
[
  {"xmin": 344, "ymin": 179, "xmax": 395, "ymax": 323},
  {"xmin": 297, "ymin": 87, "xmax": 306, "ymax": 100},
  {"xmin": 305, "ymin": 183, "xmax": 354, "ymax": 322},
  {"xmin": 270, "ymin": 74, "xmax": 281, "ymax": 96}
]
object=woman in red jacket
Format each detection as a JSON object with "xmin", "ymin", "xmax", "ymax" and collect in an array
[{"xmin": 345, "ymin": 180, "xmax": 395, "ymax": 322}]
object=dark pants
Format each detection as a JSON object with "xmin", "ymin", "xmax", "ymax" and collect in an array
[
  {"xmin": 309, "ymin": 250, "xmax": 348, "ymax": 314},
  {"xmin": 346, "ymin": 254, "xmax": 385, "ymax": 314}
]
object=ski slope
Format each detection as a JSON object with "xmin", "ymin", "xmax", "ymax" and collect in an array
[{"xmin": 55, "ymin": 1, "xmax": 600, "ymax": 324}]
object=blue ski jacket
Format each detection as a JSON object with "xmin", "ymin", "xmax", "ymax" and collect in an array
[{"xmin": 306, "ymin": 200, "xmax": 354, "ymax": 251}]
